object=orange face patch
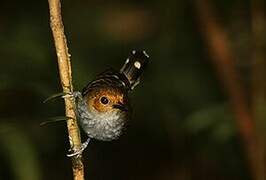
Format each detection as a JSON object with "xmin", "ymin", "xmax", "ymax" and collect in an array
[{"xmin": 86, "ymin": 88, "xmax": 125, "ymax": 113}]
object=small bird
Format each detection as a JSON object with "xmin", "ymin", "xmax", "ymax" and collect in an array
[{"xmin": 67, "ymin": 50, "xmax": 149, "ymax": 156}]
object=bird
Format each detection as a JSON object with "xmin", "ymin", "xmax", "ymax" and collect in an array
[{"xmin": 66, "ymin": 50, "xmax": 149, "ymax": 156}]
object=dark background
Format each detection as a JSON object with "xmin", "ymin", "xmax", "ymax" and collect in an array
[{"xmin": 0, "ymin": 0, "xmax": 265, "ymax": 180}]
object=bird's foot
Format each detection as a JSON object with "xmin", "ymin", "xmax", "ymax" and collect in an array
[
  {"xmin": 62, "ymin": 91, "xmax": 81, "ymax": 99},
  {"xmin": 67, "ymin": 137, "xmax": 91, "ymax": 157},
  {"xmin": 43, "ymin": 91, "xmax": 81, "ymax": 103}
]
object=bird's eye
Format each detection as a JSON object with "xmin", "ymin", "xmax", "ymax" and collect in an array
[{"xmin": 100, "ymin": 96, "xmax": 109, "ymax": 105}]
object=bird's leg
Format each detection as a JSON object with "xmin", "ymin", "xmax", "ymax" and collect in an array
[
  {"xmin": 63, "ymin": 91, "xmax": 89, "ymax": 157},
  {"xmin": 43, "ymin": 91, "xmax": 82, "ymax": 103},
  {"xmin": 67, "ymin": 137, "xmax": 91, "ymax": 157},
  {"xmin": 44, "ymin": 91, "xmax": 89, "ymax": 157},
  {"xmin": 62, "ymin": 91, "xmax": 82, "ymax": 100},
  {"xmin": 62, "ymin": 91, "xmax": 83, "ymax": 116},
  {"xmin": 41, "ymin": 92, "xmax": 82, "ymax": 125}
]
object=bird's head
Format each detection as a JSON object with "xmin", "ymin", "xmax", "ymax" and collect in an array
[{"xmin": 85, "ymin": 87, "xmax": 129, "ymax": 115}]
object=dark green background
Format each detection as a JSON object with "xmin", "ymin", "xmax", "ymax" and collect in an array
[{"xmin": 0, "ymin": 1, "xmax": 253, "ymax": 179}]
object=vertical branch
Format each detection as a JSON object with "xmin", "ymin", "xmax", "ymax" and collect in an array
[
  {"xmin": 195, "ymin": 0, "xmax": 258, "ymax": 179},
  {"xmin": 47, "ymin": 0, "xmax": 85, "ymax": 180},
  {"xmin": 251, "ymin": 0, "xmax": 266, "ymax": 179},
  {"xmin": 251, "ymin": 0, "xmax": 266, "ymax": 131}
]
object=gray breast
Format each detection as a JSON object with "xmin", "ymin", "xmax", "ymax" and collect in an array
[{"xmin": 75, "ymin": 93, "xmax": 126, "ymax": 141}]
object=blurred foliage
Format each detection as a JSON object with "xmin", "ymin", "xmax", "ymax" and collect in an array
[
  {"xmin": 0, "ymin": 0, "xmax": 257, "ymax": 180},
  {"xmin": 0, "ymin": 123, "xmax": 41, "ymax": 180}
]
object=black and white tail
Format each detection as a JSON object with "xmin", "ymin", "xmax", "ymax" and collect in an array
[{"xmin": 120, "ymin": 50, "xmax": 149, "ymax": 90}]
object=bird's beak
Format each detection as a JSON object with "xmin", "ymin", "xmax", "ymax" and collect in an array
[{"xmin": 113, "ymin": 102, "xmax": 128, "ymax": 112}]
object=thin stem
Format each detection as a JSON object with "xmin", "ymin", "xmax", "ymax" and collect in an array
[
  {"xmin": 251, "ymin": 0, "xmax": 266, "ymax": 179},
  {"xmin": 47, "ymin": 0, "xmax": 85, "ymax": 179},
  {"xmin": 195, "ymin": 0, "xmax": 258, "ymax": 179}
]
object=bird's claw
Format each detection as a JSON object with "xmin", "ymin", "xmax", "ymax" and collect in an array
[
  {"xmin": 67, "ymin": 137, "xmax": 91, "ymax": 157},
  {"xmin": 62, "ymin": 91, "xmax": 80, "ymax": 99},
  {"xmin": 43, "ymin": 91, "xmax": 81, "ymax": 103}
]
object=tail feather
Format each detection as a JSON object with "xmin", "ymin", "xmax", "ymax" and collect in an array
[{"xmin": 120, "ymin": 50, "xmax": 149, "ymax": 90}]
